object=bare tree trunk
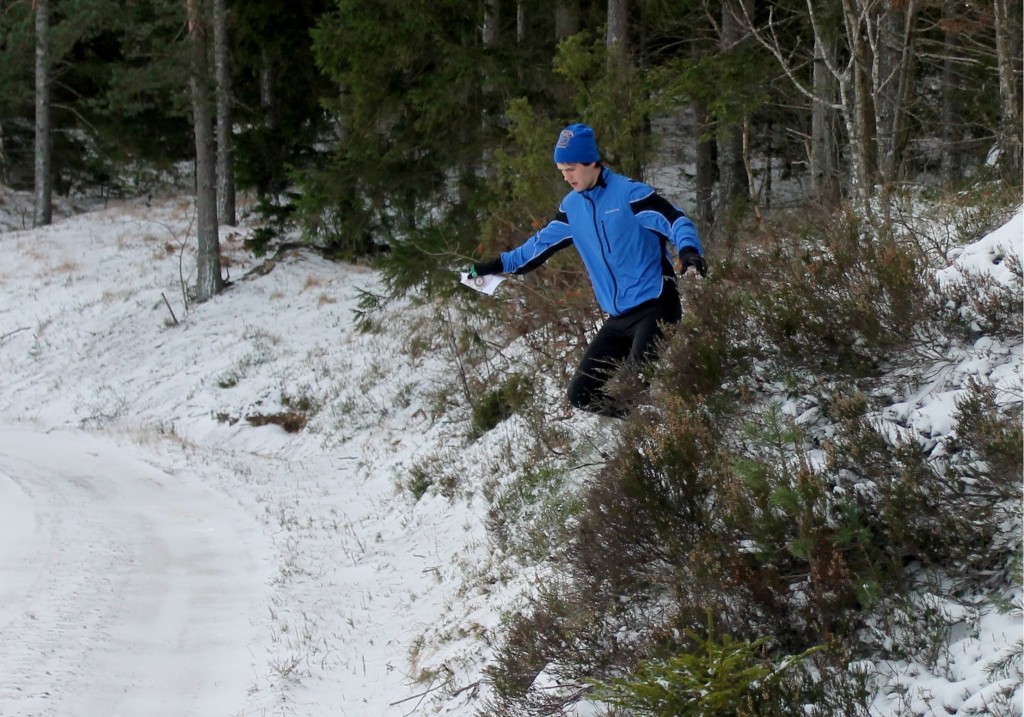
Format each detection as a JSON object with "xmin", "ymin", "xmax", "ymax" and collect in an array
[
  {"xmin": 33, "ymin": 0, "xmax": 52, "ymax": 227},
  {"xmin": 259, "ymin": 46, "xmax": 274, "ymax": 129},
  {"xmin": 842, "ymin": 0, "xmax": 876, "ymax": 205},
  {"xmin": 0, "ymin": 119, "xmax": 7, "ymax": 185},
  {"xmin": 874, "ymin": 3, "xmax": 900, "ymax": 186},
  {"xmin": 213, "ymin": 0, "xmax": 235, "ymax": 226},
  {"xmin": 742, "ymin": 0, "xmax": 926, "ymax": 214},
  {"xmin": 252, "ymin": 47, "xmax": 275, "ymax": 201},
  {"xmin": 718, "ymin": 0, "xmax": 749, "ymax": 214},
  {"xmin": 939, "ymin": 0, "xmax": 961, "ymax": 183},
  {"xmin": 694, "ymin": 102, "xmax": 716, "ymax": 229},
  {"xmin": 606, "ymin": 0, "xmax": 628, "ymax": 67},
  {"xmin": 555, "ymin": 0, "xmax": 578, "ymax": 40},
  {"xmin": 870, "ymin": 0, "xmax": 917, "ymax": 221},
  {"xmin": 483, "ymin": 0, "xmax": 499, "ymax": 47},
  {"xmin": 188, "ymin": 0, "xmax": 223, "ymax": 304},
  {"xmin": 992, "ymin": 0, "xmax": 1022, "ymax": 173},
  {"xmin": 811, "ymin": 33, "xmax": 839, "ymax": 204}
]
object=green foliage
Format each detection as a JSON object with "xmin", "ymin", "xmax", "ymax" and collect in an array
[
  {"xmin": 405, "ymin": 449, "xmax": 462, "ymax": 501},
  {"xmin": 947, "ymin": 380, "xmax": 1023, "ymax": 499},
  {"xmin": 0, "ymin": 5, "xmax": 35, "ymax": 186},
  {"xmin": 592, "ymin": 616, "xmax": 821, "ymax": 717},
  {"xmin": 820, "ymin": 380, "xmax": 1022, "ymax": 581},
  {"xmin": 0, "ymin": 0, "xmax": 191, "ymax": 190},
  {"xmin": 1, "ymin": 0, "xmax": 334, "ymax": 197},
  {"xmin": 231, "ymin": 0, "xmax": 334, "ymax": 200},
  {"xmin": 736, "ymin": 208, "xmax": 935, "ymax": 376},
  {"xmin": 939, "ymin": 254, "xmax": 1024, "ymax": 342},
  {"xmin": 651, "ymin": 34, "xmax": 772, "ymax": 127},
  {"xmin": 406, "ymin": 465, "xmax": 433, "ymax": 502},
  {"xmin": 552, "ymin": 32, "xmax": 655, "ymax": 178},
  {"xmin": 736, "ymin": 396, "xmax": 904, "ymax": 616},
  {"xmin": 481, "ymin": 99, "xmax": 598, "ymax": 344},
  {"xmin": 483, "ymin": 185, "xmax": 1021, "ymax": 715},
  {"xmin": 469, "ymin": 372, "xmax": 533, "ymax": 440},
  {"xmin": 487, "ymin": 465, "xmax": 580, "ymax": 562},
  {"xmin": 76, "ymin": 0, "xmax": 193, "ymax": 173},
  {"xmin": 486, "ymin": 99, "xmax": 565, "ymax": 243},
  {"xmin": 304, "ymin": 0, "xmax": 498, "ymax": 282}
]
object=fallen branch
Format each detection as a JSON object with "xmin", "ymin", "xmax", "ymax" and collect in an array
[
  {"xmin": 161, "ymin": 292, "xmax": 179, "ymax": 325},
  {"xmin": 390, "ymin": 668, "xmax": 456, "ymax": 714},
  {"xmin": 0, "ymin": 326, "xmax": 30, "ymax": 343}
]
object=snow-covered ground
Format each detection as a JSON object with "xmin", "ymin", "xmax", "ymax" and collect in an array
[{"xmin": 0, "ymin": 186, "xmax": 1020, "ymax": 716}]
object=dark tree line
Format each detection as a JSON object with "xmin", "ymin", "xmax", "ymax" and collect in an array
[{"xmin": 2, "ymin": 0, "xmax": 1020, "ymax": 300}]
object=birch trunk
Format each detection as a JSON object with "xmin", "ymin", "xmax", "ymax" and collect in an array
[
  {"xmin": 483, "ymin": 0, "xmax": 498, "ymax": 47},
  {"xmin": 992, "ymin": 0, "xmax": 1022, "ymax": 173},
  {"xmin": 839, "ymin": 0, "xmax": 875, "ymax": 208}
]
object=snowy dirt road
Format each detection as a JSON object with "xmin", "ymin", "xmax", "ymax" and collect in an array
[{"xmin": 0, "ymin": 427, "xmax": 271, "ymax": 717}]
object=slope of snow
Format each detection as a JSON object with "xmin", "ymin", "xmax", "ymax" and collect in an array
[{"xmin": 0, "ymin": 188, "xmax": 1019, "ymax": 716}]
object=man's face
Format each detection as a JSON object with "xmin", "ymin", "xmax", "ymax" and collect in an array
[{"xmin": 557, "ymin": 162, "xmax": 601, "ymax": 192}]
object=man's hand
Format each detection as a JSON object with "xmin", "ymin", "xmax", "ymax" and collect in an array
[
  {"xmin": 469, "ymin": 258, "xmax": 504, "ymax": 278},
  {"xmin": 678, "ymin": 249, "xmax": 707, "ymax": 277}
]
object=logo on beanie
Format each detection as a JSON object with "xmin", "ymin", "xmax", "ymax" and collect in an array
[{"xmin": 553, "ymin": 123, "xmax": 599, "ymax": 164}]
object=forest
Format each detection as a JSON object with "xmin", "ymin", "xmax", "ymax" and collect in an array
[
  {"xmin": 2, "ymin": 1, "xmax": 1022, "ymax": 715},
  {"xmin": 4, "ymin": 1, "xmax": 1021, "ymax": 289}
]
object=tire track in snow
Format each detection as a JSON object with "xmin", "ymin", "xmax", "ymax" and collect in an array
[{"xmin": 0, "ymin": 427, "xmax": 271, "ymax": 717}]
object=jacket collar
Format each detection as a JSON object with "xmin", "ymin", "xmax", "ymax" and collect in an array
[{"xmin": 582, "ymin": 166, "xmax": 610, "ymax": 196}]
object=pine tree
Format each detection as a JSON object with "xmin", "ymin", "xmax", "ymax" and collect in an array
[
  {"xmin": 213, "ymin": 0, "xmax": 234, "ymax": 226},
  {"xmin": 187, "ymin": 0, "xmax": 223, "ymax": 303},
  {"xmin": 33, "ymin": 0, "xmax": 52, "ymax": 226},
  {"xmin": 230, "ymin": 0, "xmax": 333, "ymax": 204},
  {"xmin": 305, "ymin": 0, "xmax": 501, "ymax": 289}
]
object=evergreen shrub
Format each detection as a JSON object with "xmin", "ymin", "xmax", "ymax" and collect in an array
[
  {"xmin": 469, "ymin": 372, "xmax": 534, "ymax": 440},
  {"xmin": 483, "ymin": 189, "xmax": 1022, "ymax": 716},
  {"xmin": 591, "ymin": 615, "xmax": 821, "ymax": 717}
]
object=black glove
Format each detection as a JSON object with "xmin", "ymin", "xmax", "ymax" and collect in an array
[
  {"xmin": 678, "ymin": 248, "xmax": 707, "ymax": 277},
  {"xmin": 469, "ymin": 257, "xmax": 504, "ymax": 278}
]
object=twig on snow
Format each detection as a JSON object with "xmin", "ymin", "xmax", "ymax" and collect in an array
[
  {"xmin": 0, "ymin": 326, "xmax": 30, "ymax": 343},
  {"xmin": 161, "ymin": 292, "xmax": 179, "ymax": 325}
]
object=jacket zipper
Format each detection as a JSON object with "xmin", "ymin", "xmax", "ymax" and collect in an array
[{"xmin": 585, "ymin": 191, "xmax": 620, "ymax": 315}]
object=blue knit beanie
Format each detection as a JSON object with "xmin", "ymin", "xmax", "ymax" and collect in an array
[{"xmin": 553, "ymin": 123, "xmax": 600, "ymax": 164}]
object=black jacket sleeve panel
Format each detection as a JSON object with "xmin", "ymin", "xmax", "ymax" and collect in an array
[
  {"xmin": 629, "ymin": 191, "xmax": 692, "ymax": 278},
  {"xmin": 509, "ymin": 210, "xmax": 573, "ymax": 275},
  {"xmin": 513, "ymin": 239, "xmax": 573, "ymax": 275},
  {"xmin": 630, "ymin": 191, "xmax": 686, "ymax": 229}
]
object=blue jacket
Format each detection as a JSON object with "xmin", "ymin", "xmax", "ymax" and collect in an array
[{"xmin": 499, "ymin": 167, "xmax": 702, "ymax": 317}]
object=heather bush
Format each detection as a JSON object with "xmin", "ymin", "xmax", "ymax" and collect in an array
[
  {"xmin": 821, "ymin": 380, "xmax": 1022, "ymax": 581},
  {"xmin": 938, "ymin": 254, "xmax": 1023, "ymax": 342},
  {"xmin": 747, "ymin": 209, "xmax": 933, "ymax": 376},
  {"xmin": 486, "ymin": 464, "xmax": 582, "ymax": 562},
  {"xmin": 478, "ymin": 191, "xmax": 1020, "ymax": 716}
]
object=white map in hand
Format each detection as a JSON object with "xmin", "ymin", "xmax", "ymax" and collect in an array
[{"xmin": 460, "ymin": 272, "xmax": 506, "ymax": 296}]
